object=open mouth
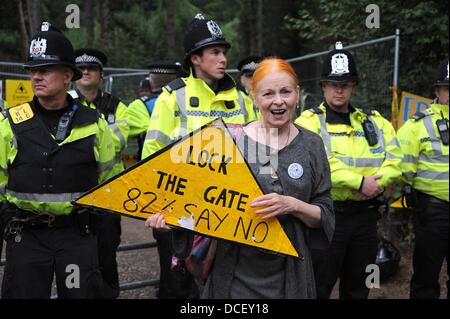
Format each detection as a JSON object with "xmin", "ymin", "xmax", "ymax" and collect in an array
[{"xmin": 270, "ymin": 109, "xmax": 287, "ymax": 115}]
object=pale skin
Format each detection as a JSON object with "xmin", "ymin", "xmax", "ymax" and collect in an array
[
  {"xmin": 321, "ymin": 81, "xmax": 383, "ymax": 200},
  {"xmin": 435, "ymin": 86, "xmax": 449, "ymax": 105},
  {"xmin": 240, "ymin": 73, "xmax": 252, "ymax": 94},
  {"xmin": 76, "ymin": 65, "xmax": 102, "ymax": 102},
  {"xmin": 190, "ymin": 45, "xmax": 228, "ymax": 91},
  {"xmin": 30, "ymin": 65, "xmax": 73, "ymax": 111},
  {"xmin": 145, "ymin": 69, "xmax": 322, "ymax": 230}
]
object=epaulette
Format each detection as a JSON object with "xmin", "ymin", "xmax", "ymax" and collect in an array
[
  {"xmin": 67, "ymin": 90, "xmax": 79, "ymax": 99},
  {"xmin": 164, "ymin": 78, "xmax": 186, "ymax": 94},
  {"xmin": 139, "ymin": 95, "xmax": 151, "ymax": 102},
  {"xmin": 309, "ymin": 107, "xmax": 324, "ymax": 114},
  {"xmin": 412, "ymin": 111, "xmax": 428, "ymax": 121}
]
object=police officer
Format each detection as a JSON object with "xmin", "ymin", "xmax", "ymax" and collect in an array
[
  {"xmin": 142, "ymin": 13, "xmax": 257, "ymax": 158},
  {"xmin": 70, "ymin": 47, "xmax": 128, "ymax": 299},
  {"xmin": 236, "ymin": 55, "xmax": 262, "ymax": 95},
  {"xmin": 141, "ymin": 13, "xmax": 257, "ymax": 298},
  {"xmin": 295, "ymin": 42, "xmax": 403, "ymax": 299},
  {"xmin": 397, "ymin": 59, "xmax": 449, "ymax": 299},
  {"xmin": 138, "ymin": 77, "xmax": 152, "ymax": 98},
  {"xmin": 127, "ymin": 61, "xmax": 181, "ymax": 159},
  {"xmin": 0, "ymin": 22, "xmax": 115, "ymax": 298}
]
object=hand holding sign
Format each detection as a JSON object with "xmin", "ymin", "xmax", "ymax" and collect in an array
[{"xmin": 74, "ymin": 118, "xmax": 299, "ymax": 257}]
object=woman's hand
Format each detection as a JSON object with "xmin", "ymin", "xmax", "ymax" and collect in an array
[
  {"xmin": 144, "ymin": 212, "xmax": 171, "ymax": 231},
  {"xmin": 250, "ymin": 193, "xmax": 299, "ymax": 219}
]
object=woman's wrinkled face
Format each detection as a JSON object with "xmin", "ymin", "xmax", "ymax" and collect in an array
[{"xmin": 254, "ymin": 71, "xmax": 299, "ymax": 129}]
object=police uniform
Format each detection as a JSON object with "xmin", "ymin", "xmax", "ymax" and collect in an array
[
  {"xmin": 0, "ymin": 23, "xmax": 115, "ymax": 298},
  {"xmin": 142, "ymin": 14, "xmax": 256, "ymax": 158},
  {"xmin": 127, "ymin": 61, "xmax": 182, "ymax": 159},
  {"xmin": 295, "ymin": 42, "xmax": 403, "ymax": 299},
  {"xmin": 397, "ymin": 60, "xmax": 449, "ymax": 299},
  {"xmin": 70, "ymin": 48, "xmax": 128, "ymax": 299},
  {"xmin": 141, "ymin": 14, "xmax": 256, "ymax": 299}
]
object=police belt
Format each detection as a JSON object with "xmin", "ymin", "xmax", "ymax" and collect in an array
[
  {"xmin": 8, "ymin": 207, "xmax": 92, "ymax": 229},
  {"xmin": 333, "ymin": 198, "xmax": 381, "ymax": 213}
]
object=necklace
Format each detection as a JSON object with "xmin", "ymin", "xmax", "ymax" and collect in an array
[{"xmin": 268, "ymin": 124, "xmax": 291, "ymax": 180}]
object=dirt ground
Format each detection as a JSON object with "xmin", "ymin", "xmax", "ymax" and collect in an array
[{"xmin": 0, "ymin": 216, "xmax": 447, "ymax": 299}]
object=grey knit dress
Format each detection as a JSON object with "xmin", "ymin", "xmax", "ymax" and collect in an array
[{"xmin": 200, "ymin": 124, "xmax": 335, "ymax": 299}]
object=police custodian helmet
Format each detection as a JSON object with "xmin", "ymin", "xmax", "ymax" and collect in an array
[
  {"xmin": 434, "ymin": 59, "xmax": 449, "ymax": 87},
  {"xmin": 24, "ymin": 22, "xmax": 82, "ymax": 81},
  {"xmin": 183, "ymin": 14, "xmax": 230, "ymax": 68},
  {"xmin": 74, "ymin": 48, "xmax": 108, "ymax": 70},
  {"xmin": 321, "ymin": 41, "xmax": 358, "ymax": 84}
]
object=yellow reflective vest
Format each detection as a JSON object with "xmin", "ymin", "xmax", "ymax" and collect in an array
[
  {"xmin": 397, "ymin": 103, "xmax": 449, "ymax": 202},
  {"xmin": 142, "ymin": 70, "xmax": 257, "ymax": 158},
  {"xmin": 295, "ymin": 103, "xmax": 403, "ymax": 201}
]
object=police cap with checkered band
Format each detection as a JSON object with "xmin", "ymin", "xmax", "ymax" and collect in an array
[{"xmin": 74, "ymin": 48, "xmax": 108, "ymax": 70}]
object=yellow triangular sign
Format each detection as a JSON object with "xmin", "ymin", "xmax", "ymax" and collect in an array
[
  {"xmin": 15, "ymin": 83, "xmax": 27, "ymax": 94},
  {"xmin": 74, "ymin": 118, "xmax": 299, "ymax": 257}
]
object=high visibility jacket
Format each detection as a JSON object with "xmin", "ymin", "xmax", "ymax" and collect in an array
[
  {"xmin": 295, "ymin": 103, "xmax": 403, "ymax": 201},
  {"xmin": 0, "ymin": 98, "xmax": 115, "ymax": 215},
  {"xmin": 397, "ymin": 103, "xmax": 449, "ymax": 202},
  {"xmin": 141, "ymin": 70, "xmax": 257, "ymax": 158},
  {"xmin": 70, "ymin": 90, "xmax": 129, "ymax": 175},
  {"xmin": 127, "ymin": 94, "xmax": 159, "ymax": 138}
]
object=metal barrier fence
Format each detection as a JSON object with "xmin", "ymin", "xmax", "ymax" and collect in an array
[{"xmin": 0, "ymin": 240, "xmax": 160, "ymax": 292}]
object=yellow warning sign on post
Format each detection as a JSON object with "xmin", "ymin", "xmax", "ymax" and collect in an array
[
  {"xmin": 5, "ymin": 79, "xmax": 33, "ymax": 107},
  {"xmin": 75, "ymin": 118, "xmax": 299, "ymax": 257}
]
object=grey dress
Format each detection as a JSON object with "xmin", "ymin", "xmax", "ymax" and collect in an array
[{"xmin": 172, "ymin": 124, "xmax": 334, "ymax": 299}]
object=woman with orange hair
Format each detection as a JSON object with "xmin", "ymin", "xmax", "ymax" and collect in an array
[{"xmin": 147, "ymin": 58, "xmax": 334, "ymax": 298}]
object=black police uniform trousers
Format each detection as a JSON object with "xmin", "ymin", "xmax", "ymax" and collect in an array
[
  {"xmin": 312, "ymin": 201, "xmax": 379, "ymax": 299},
  {"xmin": 410, "ymin": 191, "xmax": 449, "ymax": 299},
  {"xmin": 1, "ymin": 213, "xmax": 102, "ymax": 299},
  {"xmin": 96, "ymin": 211, "xmax": 121, "ymax": 299}
]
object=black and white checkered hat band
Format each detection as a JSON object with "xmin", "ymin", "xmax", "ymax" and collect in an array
[
  {"xmin": 148, "ymin": 67, "xmax": 179, "ymax": 74},
  {"xmin": 241, "ymin": 61, "xmax": 258, "ymax": 73},
  {"xmin": 75, "ymin": 54, "xmax": 103, "ymax": 67}
]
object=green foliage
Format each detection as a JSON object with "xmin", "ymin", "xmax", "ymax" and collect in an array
[{"xmin": 285, "ymin": 0, "xmax": 449, "ymax": 97}]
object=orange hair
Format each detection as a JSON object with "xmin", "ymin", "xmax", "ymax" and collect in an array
[{"xmin": 251, "ymin": 57, "xmax": 299, "ymax": 94}]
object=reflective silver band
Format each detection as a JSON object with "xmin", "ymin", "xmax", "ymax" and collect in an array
[
  {"xmin": 176, "ymin": 87, "xmax": 188, "ymax": 136},
  {"xmin": 145, "ymin": 130, "xmax": 173, "ymax": 146},
  {"xmin": 423, "ymin": 115, "xmax": 442, "ymax": 155},
  {"xmin": 7, "ymin": 191, "xmax": 83, "ymax": 202}
]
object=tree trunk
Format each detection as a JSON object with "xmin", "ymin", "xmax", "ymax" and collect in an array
[
  {"xmin": 99, "ymin": 0, "xmax": 112, "ymax": 52},
  {"xmin": 26, "ymin": 0, "xmax": 41, "ymax": 35},
  {"xmin": 18, "ymin": 0, "xmax": 29, "ymax": 61},
  {"xmin": 165, "ymin": 0, "xmax": 176, "ymax": 60},
  {"xmin": 256, "ymin": 0, "xmax": 263, "ymax": 55},
  {"xmin": 84, "ymin": 0, "xmax": 95, "ymax": 47}
]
